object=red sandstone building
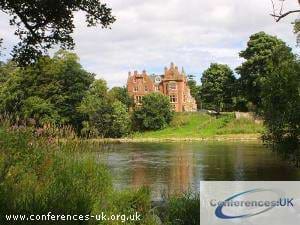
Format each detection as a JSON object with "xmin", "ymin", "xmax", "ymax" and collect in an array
[{"xmin": 127, "ymin": 63, "xmax": 197, "ymax": 112}]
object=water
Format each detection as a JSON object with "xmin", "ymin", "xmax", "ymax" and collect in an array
[{"xmin": 94, "ymin": 142, "xmax": 300, "ymax": 200}]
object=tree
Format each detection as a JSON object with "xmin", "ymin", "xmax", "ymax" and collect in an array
[
  {"xmin": 236, "ymin": 32, "xmax": 292, "ymax": 110},
  {"xmin": 0, "ymin": 61, "xmax": 17, "ymax": 85},
  {"xmin": 108, "ymin": 86, "xmax": 133, "ymax": 109},
  {"xmin": 270, "ymin": 0, "xmax": 300, "ymax": 44},
  {"xmin": 0, "ymin": 50, "xmax": 94, "ymax": 128},
  {"xmin": 133, "ymin": 93, "xmax": 173, "ymax": 131},
  {"xmin": 0, "ymin": 0, "xmax": 115, "ymax": 65},
  {"xmin": 78, "ymin": 80, "xmax": 131, "ymax": 138},
  {"xmin": 261, "ymin": 45, "xmax": 300, "ymax": 150},
  {"xmin": 187, "ymin": 75, "xmax": 201, "ymax": 109},
  {"xmin": 200, "ymin": 63, "xmax": 236, "ymax": 112},
  {"xmin": 270, "ymin": 0, "xmax": 300, "ymax": 22},
  {"xmin": 21, "ymin": 96, "xmax": 60, "ymax": 126}
]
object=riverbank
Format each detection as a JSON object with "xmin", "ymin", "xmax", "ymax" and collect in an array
[
  {"xmin": 108, "ymin": 112, "xmax": 262, "ymax": 143},
  {"xmin": 87, "ymin": 112, "xmax": 264, "ymax": 143},
  {"xmin": 90, "ymin": 134, "xmax": 262, "ymax": 143}
]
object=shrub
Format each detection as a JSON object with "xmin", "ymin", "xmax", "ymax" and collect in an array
[{"xmin": 133, "ymin": 93, "xmax": 173, "ymax": 131}]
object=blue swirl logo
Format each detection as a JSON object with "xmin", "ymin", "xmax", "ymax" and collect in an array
[{"xmin": 214, "ymin": 189, "xmax": 293, "ymax": 219}]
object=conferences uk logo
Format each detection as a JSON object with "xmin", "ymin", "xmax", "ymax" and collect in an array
[
  {"xmin": 211, "ymin": 189, "xmax": 294, "ymax": 219},
  {"xmin": 200, "ymin": 182, "xmax": 300, "ymax": 225}
]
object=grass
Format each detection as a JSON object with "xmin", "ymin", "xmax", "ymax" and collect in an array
[
  {"xmin": 0, "ymin": 121, "xmax": 200, "ymax": 225},
  {"xmin": 133, "ymin": 112, "xmax": 265, "ymax": 139}
]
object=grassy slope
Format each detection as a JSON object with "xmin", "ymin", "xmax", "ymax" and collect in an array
[{"xmin": 133, "ymin": 112, "xmax": 264, "ymax": 139}]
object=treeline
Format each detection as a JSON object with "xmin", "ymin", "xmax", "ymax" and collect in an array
[
  {"xmin": 0, "ymin": 32, "xmax": 299, "ymax": 151},
  {"xmin": 0, "ymin": 50, "xmax": 173, "ymax": 138},
  {"xmin": 188, "ymin": 32, "xmax": 300, "ymax": 151}
]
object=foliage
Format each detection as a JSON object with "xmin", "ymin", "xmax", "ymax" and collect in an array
[
  {"xmin": 200, "ymin": 63, "xmax": 236, "ymax": 112},
  {"xmin": 0, "ymin": 124, "xmax": 112, "ymax": 225},
  {"xmin": 0, "ymin": 0, "xmax": 115, "ymax": 65},
  {"xmin": 98, "ymin": 187, "xmax": 157, "ymax": 225},
  {"xmin": 0, "ymin": 50, "xmax": 94, "ymax": 129},
  {"xmin": 158, "ymin": 193, "xmax": 200, "ymax": 225},
  {"xmin": 108, "ymin": 86, "xmax": 133, "ymax": 109},
  {"xmin": 0, "ymin": 60, "xmax": 18, "ymax": 85},
  {"xmin": 78, "ymin": 80, "xmax": 131, "ymax": 138},
  {"xmin": 21, "ymin": 96, "xmax": 60, "ymax": 126},
  {"xmin": 187, "ymin": 75, "xmax": 201, "ymax": 109},
  {"xmin": 133, "ymin": 93, "xmax": 173, "ymax": 131},
  {"xmin": 236, "ymin": 32, "xmax": 292, "ymax": 110},
  {"xmin": 261, "ymin": 46, "xmax": 300, "ymax": 151}
]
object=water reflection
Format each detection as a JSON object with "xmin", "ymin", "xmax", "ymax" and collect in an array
[{"xmin": 94, "ymin": 142, "xmax": 300, "ymax": 200}]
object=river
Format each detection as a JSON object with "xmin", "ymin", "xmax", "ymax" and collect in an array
[{"xmin": 94, "ymin": 142, "xmax": 300, "ymax": 200}]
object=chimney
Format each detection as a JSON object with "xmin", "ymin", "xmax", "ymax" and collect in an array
[
  {"xmin": 175, "ymin": 66, "xmax": 178, "ymax": 71},
  {"xmin": 134, "ymin": 70, "xmax": 138, "ymax": 76},
  {"xmin": 142, "ymin": 70, "xmax": 146, "ymax": 75},
  {"xmin": 128, "ymin": 71, "xmax": 131, "ymax": 77}
]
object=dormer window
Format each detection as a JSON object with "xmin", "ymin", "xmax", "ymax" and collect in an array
[
  {"xmin": 145, "ymin": 86, "xmax": 148, "ymax": 92},
  {"xmin": 134, "ymin": 86, "xmax": 138, "ymax": 92}
]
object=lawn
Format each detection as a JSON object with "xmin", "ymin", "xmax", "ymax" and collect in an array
[{"xmin": 133, "ymin": 112, "xmax": 265, "ymax": 139}]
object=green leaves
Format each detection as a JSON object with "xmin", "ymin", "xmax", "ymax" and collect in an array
[
  {"xmin": 236, "ymin": 32, "xmax": 293, "ymax": 109},
  {"xmin": 78, "ymin": 80, "xmax": 131, "ymax": 138},
  {"xmin": 0, "ymin": 0, "xmax": 116, "ymax": 65},
  {"xmin": 0, "ymin": 51, "xmax": 94, "ymax": 128},
  {"xmin": 133, "ymin": 93, "xmax": 174, "ymax": 131},
  {"xmin": 200, "ymin": 63, "xmax": 236, "ymax": 112}
]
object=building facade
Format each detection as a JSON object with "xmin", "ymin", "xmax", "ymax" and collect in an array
[{"xmin": 127, "ymin": 63, "xmax": 197, "ymax": 112}]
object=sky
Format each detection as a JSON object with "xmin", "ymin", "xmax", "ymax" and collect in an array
[{"xmin": 0, "ymin": 0, "xmax": 299, "ymax": 87}]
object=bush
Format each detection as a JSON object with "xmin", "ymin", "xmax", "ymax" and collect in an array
[{"xmin": 133, "ymin": 93, "xmax": 173, "ymax": 131}]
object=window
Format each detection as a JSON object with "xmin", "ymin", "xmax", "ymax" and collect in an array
[
  {"xmin": 133, "ymin": 77, "xmax": 137, "ymax": 83},
  {"xmin": 134, "ymin": 86, "xmax": 138, "ymax": 92},
  {"xmin": 168, "ymin": 82, "xmax": 177, "ymax": 91},
  {"xmin": 171, "ymin": 104, "xmax": 176, "ymax": 111},
  {"xmin": 154, "ymin": 86, "xmax": 159, "ymax": 91},
  {"xmin": 170, "ymin": 95, "xmax": 177, "ymax": 103},
  {"xmin": 135, "ymin": 96, "xmax": 143, "ymax": 104},
  {"xmin": 144, "ymin": 86, "xmax": 148, "ymax": 92}
]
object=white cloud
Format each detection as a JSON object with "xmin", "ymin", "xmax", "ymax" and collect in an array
[{"xmin": 1, "ymin": 0, "xmax": 300, "ymax": 87}]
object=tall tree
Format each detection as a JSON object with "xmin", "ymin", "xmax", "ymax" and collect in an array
[
  {"xmin": 78, "ymin": 80, "xmax": 131, "ymax": 138},
  {"xmin": 236, "ymin": 32, "xmax": 292, "ymax": 110},
  {"xmin": 261, "ymin": 45, "xmax": 300, "ymax": 151},
  {"xmin": 200, "ymin": 63, "xmax": 235, "ymax": 112},
  {"xmin": 0, "ymin": 0, "xmax": 115, "ymax": 64},
  {"xmin": 0, "ymin": 50, "xmax": 94, "ymax": 128}
]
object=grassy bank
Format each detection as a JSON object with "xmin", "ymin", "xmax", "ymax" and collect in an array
[
  {"xmin": 133, "ymin": 112, "xmax": 264, "ymax": 140},
  {"xmin": 0, "ymin": 123, "xmax": 199, "ymax": 225}
]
